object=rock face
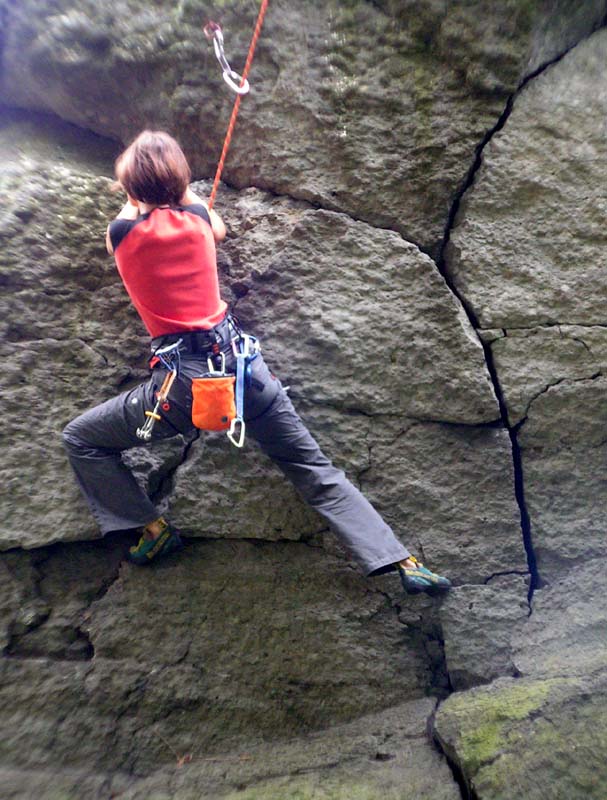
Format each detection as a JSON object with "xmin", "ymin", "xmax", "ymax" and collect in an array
[
  {"xmin": 1, "ymin": 1, "xmax": 604, "ymax": 253},
  {"xmin": 447, "ymin": 30, "xmax": 607, "ymax": 330},
  {"xmin": 438, "ymin": 575, "xmax": 529, "ymax": 691},
  {"xmin": 435, "ymin": 560, "xmax": 607, "ymax": 799},
  {"xmin": 2, "ymin": 541, "xmax": 425, "ymax": 772},
  {"xmin": 1, "ymin": 2, "xmax": 607, "ymax": 798},
  {"xmin": 446, "ymin": 29, "xmax": 607, "ymax": 584},
  {"xmin": 1, "ymin": 115, "xmax": 523, "ymax": 590},
  {"xmin": 0, "ymin": 113, "xmax": 188, "ymax": 550},
  {"xmin": 1, "ymin": 535, "xmax": 461, "ymax": 799},
  {"xmin": 2, "ymin": 697, "xmax": 462, "ymax": 800},
  {"xmin": 0, "ymin": 110, "xmax": 525, "ymax": 798},
  {"xmin": 434, "ymin": 25, "xmax": 607, "ymax": 799},
  {"xmin": 170, "ymin": 192, "xmax": 519, "ymax": 576}
]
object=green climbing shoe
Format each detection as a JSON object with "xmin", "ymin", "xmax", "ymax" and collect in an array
[
  {"xmin": 127, "ymin": 521, "xmax": 183, "ymax": 566},
  {"xmin": 398, "ymin": 556, "xmax": 451, "ymax": 596}
]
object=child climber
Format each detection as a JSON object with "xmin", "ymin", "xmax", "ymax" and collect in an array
[{"xmin": 62, "ymin": 130, "xmax": 451, "ymax": 596}]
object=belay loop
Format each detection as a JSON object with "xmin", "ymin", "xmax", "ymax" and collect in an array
[
  {"xmin": 205, "ymin": 0, "xmax": 270, "ymax": 210},
  {"xmin": 203, "ymin": 21, "xmax": 250, "ymax": 96}
]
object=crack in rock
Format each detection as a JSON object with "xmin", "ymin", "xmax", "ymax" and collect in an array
[
  {"xmin": 423, "ymin": 31, "xmax": 607, "ymax": 790},
  {"xmin": 431, "ymin": 40, "xmax": 597, "ymax": 605},
  {"xmin": 3, "ymin": 537, "xmax": 127, "ymax": 662},
  {"xmin": 485, "ymin": 322, "xmax": 607, "ymax": 332},
  {"xmin": 428, "ymin": 699, "xmax": 473, "ymax": 800},
  {"xmin": 514, "ymin": 371, "xmax": 603, "ymax": 431}
]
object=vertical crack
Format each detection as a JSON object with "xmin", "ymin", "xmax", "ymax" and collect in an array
[
  {"xmin": 437, "ymin": 278, "xmax": 540, "ymax": 596},
  {"xmin": 430, "ymin": 46, "xmax": 596, "ymax": 601},
  {"xmin": 439, "ymin": 37, "xmax": 603, "ymax": 260},
  {"xmin": 148, "ymin": 430, "xmax": 200, "ymax": 509},
  {"xmin": 481, "ymin": 353, "xmax": 539, "ymax": 602},
  {"xmin": 428, "ymin": 701, "xmax": 475, "ymax": 800}
]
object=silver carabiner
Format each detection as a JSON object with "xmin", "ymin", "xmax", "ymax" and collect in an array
[
  {"xmin": 222, "ymin": 69, "xmax": 249, "ymax": 96},
  {"xmin": 206, "ymin": 351, "xmax": 226, "ymax": 375},
  {"xmin": 232, "ymin": 333, "xmax": 259, "ymax": 358},
  {"xmin": 227, "ymin": 417, "xmax": 246, "ymax": 448},
  {"xmin": 204, "ymin": 22, "xmax": 250, "ymax": 96}
]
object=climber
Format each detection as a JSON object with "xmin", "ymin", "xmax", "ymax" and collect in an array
[{"xmin": 62, "ymin": 130, "xmax": 451, "ymax": 597}]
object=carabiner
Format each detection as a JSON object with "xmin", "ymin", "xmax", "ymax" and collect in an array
[
  {"xmin": 136, "ymin": 366, "xmax": 177, "ymax": 441},
  {"xmin": 203, "ymin": 21, "xmax": 250, "ymax": 96},
  {"xmin": 222, "ymin": 69, "xmax": 249, "ymax": 95},
  {"xmin": 227, "ymin": 417, "xmax": 246, "ymax": 448},
  {"xmin": 207, "ymin": 351, "xmax": 226, "ymax": 375},
  {"xmin": 232, "ymin": 333, "xmax": 257, "ymax": 358}
]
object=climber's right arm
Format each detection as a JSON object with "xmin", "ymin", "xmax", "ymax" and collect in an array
[{"xmin": 106, "ymin": 200, "xmax": 139, "ymax": 255}]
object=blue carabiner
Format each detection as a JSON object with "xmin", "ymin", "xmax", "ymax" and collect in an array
[{"xmin": 226, "ymin": 334, "xmax": 259, "ymax": 448}]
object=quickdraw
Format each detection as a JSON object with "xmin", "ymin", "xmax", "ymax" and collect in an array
[
  {"xmin": 205, "ymin": 0, "xmax": 270, "ymax": 210},
  {"xmin": 228, "ymin": 333, "xmax": 259, "ymax": 448},
  {"xmin": 136, "ymin": 340, "xmax": 182, "ymax": 441},
  {"xmin": 203, "ymin": 21, "xmax": 250, "ymax": 96}
]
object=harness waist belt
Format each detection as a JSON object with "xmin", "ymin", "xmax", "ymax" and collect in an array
[{"xmin": 151, "ymin": 315, "xmax": 238, "ymax": 356}]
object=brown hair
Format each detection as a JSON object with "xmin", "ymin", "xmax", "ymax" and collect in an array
[{"xmin": 114, "ymin": 130, "xmax": 191, "ymax": 206}]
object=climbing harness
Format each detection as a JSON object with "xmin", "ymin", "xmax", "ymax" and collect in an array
[
  {"xmin": 141, "ymin": 316, "xmax": 258, "ymax": 448},
  {"xmin": 205, "ymin": 0, "xmax": 270, "ymax": 210},
  {"xmin": 136, "ymin": 340, "xmax": 182, "ymax": 441}
]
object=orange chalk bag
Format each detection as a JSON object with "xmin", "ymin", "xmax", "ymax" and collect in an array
[
  {"xmin": 192, "ymin": 335, "xmax": 258, "ymax": 448},
  {"xmin": 191, "ymin": 362, "xmax": 236, "ymax": 431}
]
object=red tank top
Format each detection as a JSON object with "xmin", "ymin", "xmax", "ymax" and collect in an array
[{"xmin": 109, "ymin": 205, "xmax": 227, "ymax": 338}]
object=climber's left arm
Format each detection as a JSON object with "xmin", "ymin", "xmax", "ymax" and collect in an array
[{"xmin": 180, "ymin": 187, "xmax": 227, "ymax": 243}]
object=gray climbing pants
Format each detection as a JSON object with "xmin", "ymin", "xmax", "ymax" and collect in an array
[{"xmin": 62, "ymin": 348, "xmax": 409, "ymax": 576}]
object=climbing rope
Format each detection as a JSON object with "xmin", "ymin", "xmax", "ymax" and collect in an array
[{"xmin": 205, "ymin": 0, "xmax": 270, "ymax": 210}]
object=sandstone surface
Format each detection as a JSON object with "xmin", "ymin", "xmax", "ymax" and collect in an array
[
  {"xmin": 445, "ymin": 29, "xmax": 607, "ymax": 585},
  {"xmin": 2, "ymin": 699, "xmax": 461, "ymax": 800},
  {"xmin": 1, "ymin": 1, "xmax": 604, "ymax": 253},
  {"xmin": 488, "ymin": 326, "xmax": 607, "ymax": 427},
  {"xmin": 435, "ymin": 559, "xmax": 607, "ymax": 799},
  {"xmin": 432, "ymin": 28, "xmax": 607, "ymax": 796},
  {"xmin": 438, "ymin": 575, "xmax": 529, "ymax": 691},
  {"xmin": 1, "ymin": 115, "xmax": 524, "ymax": 589},
  {"xmin": 1, "ymin": 536, "xmax": 459, "ymax": 798},
  {"xmin": 0, "ymin": 114, "xmax": 527, "ymax": 796},
  {"xmin": 517, "ymin": 376, "xmax": 607, "ymax": 581},
  {"xmin": 447, "ymin": 29, "xmax": 607, "ymax": 329},
  {"xmin": 2, "ymin": 3, "xmax": 607, "ymax": 798}
]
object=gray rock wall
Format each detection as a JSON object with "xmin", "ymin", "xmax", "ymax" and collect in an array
[
  {"xmin": 1, "ymin": 2, "xmax": 606, "ymax": 798},
  {"xmin": 438, "ymin": 26, "xmax": 607, "ymax": 797},
  {"xmin": 446, "ymin": 29, "xmax": 607, "ymax": 584},
  {"xmin": 1, "ymin": 0, "xmax": 604, "ymax": 254},
  {"xmin": 435, "ymin": 561, "xmax": 607, "ymax": 799}
]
